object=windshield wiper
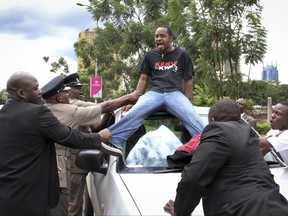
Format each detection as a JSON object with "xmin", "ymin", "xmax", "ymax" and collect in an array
[
  {"xmin": 269, "ymin": 150, "xmax": 287, "ymax": 167},
  {"xmin": 154, "ymin": 168, "xmax": 183, "ymax": 173}
]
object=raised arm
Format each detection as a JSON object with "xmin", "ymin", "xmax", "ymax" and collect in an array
[{"xmin": 99, "ymin": 74, "xmax": 148, "ymax": 113}]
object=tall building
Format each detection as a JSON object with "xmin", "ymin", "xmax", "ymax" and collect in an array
[
  {"xmin": 223, "ymin": 60, "xmax": 241, "ymax": 76},
  {"xmin": 262, "ymin": 64, "xmax": 278, "ymax": 81},
  {"xmin": 77, "ymin": 28, "xmax": 96, "ymax": 73},
  {"xmin": 77, "ymin": 28, "xmax": 124, "ymax": 94}
]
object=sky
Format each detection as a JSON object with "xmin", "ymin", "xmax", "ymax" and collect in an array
[
  {"xmin": 0, "ymin": 0, "xmax": 287, "ymax": 90},
  {"xmin": 0, "ymin": 0, "xmax": 94, "ymax": 90},
  {"xmin": 242, "ymin": 0, "xmax": 288, "ymax": 83}
]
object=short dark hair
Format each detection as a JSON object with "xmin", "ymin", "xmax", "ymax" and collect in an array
[
  {"xmin": 209, "ymin": 99, "xmax": 241, "ymax": 122},
  {"xmin": 279, "ymin": 100, "xmax": 288, "ymax": 107},
  {"xmin": 157, "ymin": 24, "xmax": 173, "ymax": 36},
  {"xmin": 278, "ymin": 100, "xmax": 288, "ymax": 116}
]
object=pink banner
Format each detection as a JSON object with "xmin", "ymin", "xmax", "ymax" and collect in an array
[{"xmin": 90, "ymin": 77, "xmax": 102, "ymax": 98}]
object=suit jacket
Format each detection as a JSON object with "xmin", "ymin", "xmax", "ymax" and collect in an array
[
  {"xmin": 174, "ymin": 121, "xmax": 288, "ymax": 216},
  {"xmin": 0, "ymin": 100, "xmax": 102, "ymax": 216},
  {"xmin": 242, "ymin": 113, "xmax": 257, "ymax": 129}
]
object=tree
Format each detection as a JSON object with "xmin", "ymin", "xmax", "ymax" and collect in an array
[
  {"xmin": 236, "ymin": 80, "xmax": 288, "ymax": 106},
  {"xmin": 74, "ymin": 0, "xmax": 267, "ymax": 102},
  {"xmin": 180, "ymin": 0, "xmax": 266, "ymax": 99},
  {"xmin": 43, "ymin": 56, "xmax": 70, "ymax": 75},
  {"xmin": 74, "ymin": 0, "xmax": 171, "ymax": 101}
]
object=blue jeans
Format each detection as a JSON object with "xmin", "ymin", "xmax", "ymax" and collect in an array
[{"xmin": 109, "ymin": 91, "xmax": 205, "ymax": 148}]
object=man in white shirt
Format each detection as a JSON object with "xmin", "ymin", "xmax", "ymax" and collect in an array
[{"xmin": 259, "ymin": 100, "xmax": 288, "ymax": 165}]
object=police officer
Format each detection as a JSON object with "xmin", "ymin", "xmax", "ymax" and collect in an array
[{"xmin": 43, "ymin": 74, "xmax": 138, "ymax": 216}]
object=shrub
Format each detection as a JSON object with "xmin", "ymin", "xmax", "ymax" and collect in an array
[{"xmin": 257, "ymin": 121, "xmax": 271, "ymax": 136}]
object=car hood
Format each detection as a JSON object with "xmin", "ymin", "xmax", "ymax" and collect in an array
[
  {"xmin": 120, "ymin": 171, "xmax": 204, "ymax": 216},
  {"xmin": 270, "ymin": 167, "xmax": 288, "ymax": 197},
  {"xmin": 120, "ymin": 167, "xmax": 288, "ymax": 216}
]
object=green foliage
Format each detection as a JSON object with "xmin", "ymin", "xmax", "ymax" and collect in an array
[
  {"xmin": 74, "ymin": 0, "xmax": 169, "ymax": 100},
  {"xmin": 243, "ymin": 9, "xmax": 267, "ymax": 80},
  {"xmin": 72, "ymin": 0, "xmax": 272, "ymax": 103},
  {"xmin": 256, "ymin": 121, "xmax": 271, "ymax": 136},
  {"xmin": 39, "ymin": 0, "xmax": 288, "ymax": 107},
  {"xmin": 43, "ymin": 56, "xmax": 70, "ymax": 75},
  {"xmin": 245, "ymin": 98, "xmax": 255, "ymax": 114},
  {"xmin": 43, "ymin": 56, "xmax": 49, "ymax": 63},
  {"xmin": 223, "ymin": 72, "xmax": 243, "ymax": 99},
  {"xmin": 192, "ymin": 85, "xmax": 218, "ymax": 106},
  {"xmin": 237, "ymin": 80, "xmax": 288, "ymax": 106},
  {"xmin": 0, "ymin": 89, "xmax": 7, "ymax": 104}
]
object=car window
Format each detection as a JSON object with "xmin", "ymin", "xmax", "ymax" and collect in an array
[{"xmin": 123, "ymin": 114, "xmax": 194, "ymax": 168}]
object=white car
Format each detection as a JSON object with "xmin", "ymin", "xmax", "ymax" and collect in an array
[{"xmin": 76, "ymin": 107, "xmax": 288, "ymax": 216}]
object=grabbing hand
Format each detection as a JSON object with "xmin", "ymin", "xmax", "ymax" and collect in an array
[
  {"xmin": 57, "ymin": 166, "xmax": 62, "ymax": 174},
  {"xmin": 127, "ymin": 91, "xmax": 142, "ymax": 102},
  {"xmin": 163, "ymin": 199, "xmax": 175, "ymax": 216},
  {"xmin": 121, "ymin": 104, "xmax": 134, "ymax": 112},
  {"xmin": 259, "ymin": 137, "xmax": 273, "ymax": 155},
  {"xmin": 98, "ymin": 128, "xmax": 112, "ymax": 142}
]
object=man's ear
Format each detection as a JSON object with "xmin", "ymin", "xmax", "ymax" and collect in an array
[
  {"xmin": 17, "ymin": 89, "xmax": 25, "ymax": 99},
  {"xmin": 208, "ymin": 117, "xmax": 215, "ymax": 123},
  {"xmin": 56, "ymin": 94, "xmax": 62, "ymax": 102}
]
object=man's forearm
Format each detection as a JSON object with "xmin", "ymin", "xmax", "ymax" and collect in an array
[
  {"xmin": 100, "ymin": 92, "xmax": 139, "ymax": 113},
  {"xmin": 135, "ymin": 74, "xmax": 148, "ymax": 95},
  {"xmin": 259, "ymin": 137, "xmax": 274, "ymax": 155},
  {"xmin": 183, "ymin": 79, "xmax": 193, "ymax": 100}
]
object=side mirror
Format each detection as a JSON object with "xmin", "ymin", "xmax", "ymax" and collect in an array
[{"xmin": 76, "ymin": 149, "xmax": 108, "ymax": 174}]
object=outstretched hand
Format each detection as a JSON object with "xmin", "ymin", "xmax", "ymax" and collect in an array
[
  {"xmin": 163, "ymin": 199, "xmax": 175, "ymax": 216},
  {"xmin": 127, "ymin": 91, "xmax": 142, "ymax": 102}
]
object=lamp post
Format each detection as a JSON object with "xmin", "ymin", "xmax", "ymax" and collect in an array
[
  {"xmin": 76, "ymin": 3, "xmax": 102, "ymax": 100},
  {"xmin": 76, "ymin": 3, "xmax": 85, "ymax": 6},
  {"xmin": 76, "ymin": 3, "xmax": 98, "ymax": 78}
]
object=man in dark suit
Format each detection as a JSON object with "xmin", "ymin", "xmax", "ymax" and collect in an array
[
  {"xmin": 164, "ymin": 99, "xmax": 288, "ymax": 216},
  {"xmin": 0, "ymin": 71, "xmax": 118, "ymax": 216},
  {"xmin": 236, "ymin": 98, "xmax": 257, "ymax": 129}
]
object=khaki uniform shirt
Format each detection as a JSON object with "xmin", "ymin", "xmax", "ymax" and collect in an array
[{"xmin": 46, "ymin": 102, "xmax": 101, "ymax": 186}]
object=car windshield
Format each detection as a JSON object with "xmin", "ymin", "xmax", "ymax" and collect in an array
[{"xmin": 124, "ymin": 115, "xmax": 185, "ymax": 168}]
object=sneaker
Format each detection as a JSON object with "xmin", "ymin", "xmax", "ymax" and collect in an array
[{"xmin": 100, "ymin": 142, "xmax": 122, "ymax": 157}]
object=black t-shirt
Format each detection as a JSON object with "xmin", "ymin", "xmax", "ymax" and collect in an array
[{"xmin": 139, "ymin": 47, "xmax": 194, "ymax": 93}]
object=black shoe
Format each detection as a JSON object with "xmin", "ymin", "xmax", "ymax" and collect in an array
[{"xmin": 100, "ymin": 142, "xmax": 122, "ymax": 157}]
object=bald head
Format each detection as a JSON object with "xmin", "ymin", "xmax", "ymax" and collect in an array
[
  {"xmin": 7, "ymin": 72, "xmax": 33, "ymax": 92},
  {"xmin": 236, "ymin": 98, "xmax": 247, "ymax": 114},
  {"xmin": 7, "ymin": 72, "xmax": 41, "ymax": 104},
  {"xmin": 236, "ymin": 98, "xmax": 247, "ymax": 106}
]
